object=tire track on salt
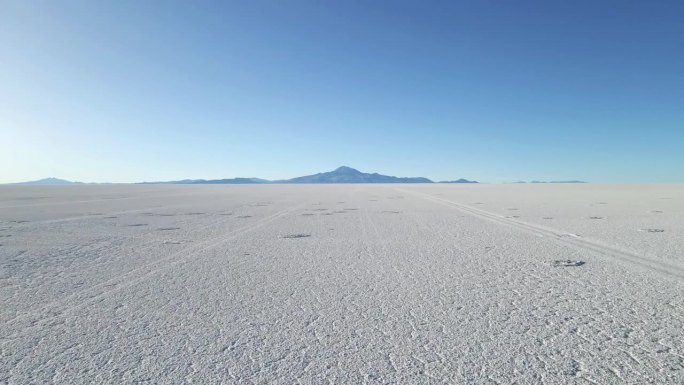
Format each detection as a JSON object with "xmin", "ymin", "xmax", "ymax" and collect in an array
[
  {"xmin": 2, "ymin": 203, "xmax": 305, "ymax": 336},
  {"xmin": 0, "ymin": 191, "xmax": 199, "ymax": 209},
  {"xmin": 395, "ymin": 188, "xmax": 684, "ymax": 280},
  {"xmin": 1, "ymin": 204, "xmax": 258, "ymax": 321},
  {"xmin": 1, "ymin": 196, "xmax": 252, "ymax": 228}
]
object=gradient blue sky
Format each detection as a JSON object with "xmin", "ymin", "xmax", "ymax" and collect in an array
[{"xmin": 2, "ymin": 0, "xmax": 683, "ymax": 183}]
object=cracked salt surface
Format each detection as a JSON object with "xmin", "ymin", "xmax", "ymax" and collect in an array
[{"xmin": 0, "ymin": 184, "xmax": 683, "ymax": 384}]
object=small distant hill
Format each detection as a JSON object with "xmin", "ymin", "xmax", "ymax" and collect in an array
[
  {"xmin": 190, "ymin": 178, "xmax": 270, "ymax": 184},
  {"xmin": 526, "ymin": 180, "xmax": 587, "ymax": 184},
  {"xmin": 13, "ymin": 177, "xmax": 83, "ymax": 185},
  {"xmin": 142, "ymin": 178, "xmax": 269, "ymax": 185},
  {"xmin": 438, "ymin": 179, "xmax": 478, "ymax": 184},
  {"xmin": 282, "ymin": 166, "xmax": 433, "ymax": 184}
]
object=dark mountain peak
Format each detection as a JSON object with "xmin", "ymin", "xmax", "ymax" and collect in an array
[
  {"xmin": 285, "ymin": 167, "xmax": 433, "ymax": 184},
  {"xmin": 334, "ymin": 166, "xmax": 359, "ymax": 173}
]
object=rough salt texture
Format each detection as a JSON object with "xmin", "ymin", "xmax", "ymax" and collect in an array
[{"xmin": 1, "ymin": 184, "xmax": 683, "ymax": 384}]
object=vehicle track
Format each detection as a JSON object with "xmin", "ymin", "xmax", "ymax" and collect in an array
[
  {"xmin": 395, "ymin": 188, "xmax": 684, "ymax": 280},
  {"xmin": 0, "ymin": 194, "xmax": 179, "ymax": 209},
  {"xmin": 0, "ymin": 190, "xmax": 224, "ymax": 210},
  {"xmin": 1, "ymin": 202, "xmax": 268, "ymax": 309},
  {"xmin": 0, "ymin": 195, "xmax": 262, "ymax": 228},
  {"xmin": 2, "ymin": 203, "xmax": 304, "ymax": 334},
  {"xmin": 0, "ymin": 206, "xmax": 176, "ymax": 227}
]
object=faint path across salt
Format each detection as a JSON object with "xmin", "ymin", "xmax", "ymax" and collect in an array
[
  {"xmin": 394, "ymin": 187, "xmax": 684, "ymax": 279},
  {"xmin": 2, "ymin": 202, "xmax": 305, "ymax": 330}
]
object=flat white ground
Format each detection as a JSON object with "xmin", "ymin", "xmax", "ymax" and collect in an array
[{"xmin": 1, "ymin": 184, "xmax": 683, "ymax": 384}]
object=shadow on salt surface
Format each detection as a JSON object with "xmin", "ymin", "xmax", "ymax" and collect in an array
[
  {"xmin": 639, "ymin": 228, "xmax": 665, "ymax": 233},
  {"xmin": 10, "ymin": 196, "xmax": 48, "ymax": 200},
  {"xmin": 550, "ymin": 260, "xmax": 585, "ymax": 267},
  {"xmin": 282, "ymin": 234, "xmax": 311, "ymax": 239},
  {"xmin": 163, "ymin": 240, "xmax": 193, "ymax": 245}
]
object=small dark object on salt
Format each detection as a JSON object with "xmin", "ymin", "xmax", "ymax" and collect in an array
[
  {"xmin": 551, "ymin": 260, "xmax": 585, "ymax": 267},
  {"xmin": 282, "ymin": 234, "xmax": 311, "ymax": 239}
]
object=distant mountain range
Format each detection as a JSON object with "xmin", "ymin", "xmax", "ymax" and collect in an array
[
  {"xmin": 278, "ymin": 166, "xmax": 434, "ymax": 184},
  {"xmin": 143, "ymin": 166, "xmax": 475, "ymax": 184},
  {"xmin": 9, "ymin": 167, "xmax": 479, "ymax": 185},
  {"xmin": 8, "ymin": 170, "xmax": 594, "ymax": 185}
]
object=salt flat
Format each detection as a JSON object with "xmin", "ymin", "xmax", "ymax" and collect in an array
[{"xmin": 1, "ymin": 184, "xmax": 683, "ymax": 384}]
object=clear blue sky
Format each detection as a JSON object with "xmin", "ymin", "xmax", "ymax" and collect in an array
[{"xmin": 2, "ymin": 0, "xmax": 683, "ymax": 183}]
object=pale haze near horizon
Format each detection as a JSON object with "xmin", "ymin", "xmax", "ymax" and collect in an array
[{"xmin": 2, "ymin": 1, "xmax": 683, "ymax": 184}]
